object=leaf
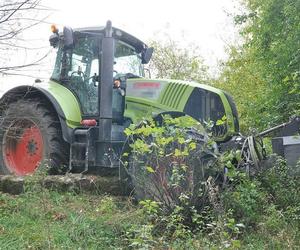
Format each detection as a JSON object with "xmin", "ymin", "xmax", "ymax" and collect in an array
[
  {"xmin": 146, "ymin": 166, "xmax": 155, "ymax": 173},
  {"xmin": 174, "ymin": 149, "xmax": 182, "ymax": 157},
  {"xmin": 189, "ymin": 142, "xmax": 196, "ymax": 150},
  {"xmin": 232, "ymin": 240, "xmax": 241, "ymax": 248},
  {"xmin": 216, "ymin": 119, "xmax": 225, "ymax": 126},
  {"xmin": 178, "ymin": 137, "xmax": 185, "ymax": 144}
]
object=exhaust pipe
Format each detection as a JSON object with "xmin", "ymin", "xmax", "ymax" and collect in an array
[{"xmin": 97, "ymin": 20, "xmax": 114, "ymax": 165}]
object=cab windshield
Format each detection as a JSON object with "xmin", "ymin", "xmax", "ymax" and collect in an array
[
  {"xmin": 51, "ymin": 35, "xmax": 143, "ymax": 115},
  {"xmin": 114, "ymin": 41, "xmax": 143, "ymax": 77}
]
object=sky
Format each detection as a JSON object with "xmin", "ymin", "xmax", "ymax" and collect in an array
[
  {"xmin": 1, "ymin": 0, "xmax": 241, "ymax": 88},
  {"xmin": 42, "ymin": 0, "xmax": 240, "ymax": 70}
]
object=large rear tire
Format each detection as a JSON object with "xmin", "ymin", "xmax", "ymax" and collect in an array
[{"xmin": 0, "ymin": 99, "xmax": 69, "ymax": 175}]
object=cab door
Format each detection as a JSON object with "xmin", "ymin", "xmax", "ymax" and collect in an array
[{"xmin": 52, "ymin": 34, "xmax": 101, "ymax": 117}]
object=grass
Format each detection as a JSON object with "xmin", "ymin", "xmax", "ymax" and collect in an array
[
  {"xmin": 0, "ymin": 169, "xmax": 299, "ymax": 249},
  {"xmin": 1, "ymin": 189, "xmax": 299, "ymax": 250},
  {"xmin": 0, "ymin": 186, "xmax": 143, "ymax": 250}
]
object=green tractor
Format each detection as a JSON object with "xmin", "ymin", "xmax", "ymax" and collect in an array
[{"xmin": 0, "ymin": 21, "xmax": 240, "ymax": 177}]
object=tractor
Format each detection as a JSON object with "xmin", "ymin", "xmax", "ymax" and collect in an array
[
  {"xmin": 0, "ymin": 21, "xmax": 299, "ymax": 185},
  {"xmin": 0, "ymin": 21, "xmax": 240, "ymax": 176}
]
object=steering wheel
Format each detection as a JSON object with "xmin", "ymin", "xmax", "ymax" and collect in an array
[
  {"xmin": 70, "ymin": 70, "xmax": 86, "ymax": 81},
  {"xmin": 71, "ymin": 71, "xmax": 99, "ymax": 85}
]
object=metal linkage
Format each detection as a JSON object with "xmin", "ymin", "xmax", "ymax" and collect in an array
[
  {"xmin": 259, "ymin": 116, "xmax": 300, "ymax": 137},
  {"xmin": 238, "ymin": 136, "xmax": 259, "ymax": 175},
  {"xmin": 235, "ymin": 116, "xmax": 300, "ymax": 176}
]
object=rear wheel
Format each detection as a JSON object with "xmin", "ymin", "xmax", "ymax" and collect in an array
[{"xmin": 0, "ymin": 99, "xmax": 69, "ymax": 175}]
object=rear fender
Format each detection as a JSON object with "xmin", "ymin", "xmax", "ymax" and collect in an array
[{"xmin": 0, "ymin": 84, "xmax": 82, "ymax": 143}]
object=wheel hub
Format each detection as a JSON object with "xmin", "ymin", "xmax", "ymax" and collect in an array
[{"xmin": 27, "ymin": 139, "xmax": 38, "ymax": 155}]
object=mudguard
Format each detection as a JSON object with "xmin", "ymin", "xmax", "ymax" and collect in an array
[{"xmin": 0, "ymin": 81, "xmax": 82, "ymax": 143}]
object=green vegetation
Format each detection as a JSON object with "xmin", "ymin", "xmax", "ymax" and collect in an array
[
  {"xmin": 123, "ymin": 116, "xmax": 218, "ymax": 209},
  {"xmin": 1, "ymin": 118, "xmax": 299, "ymax": 249},
  {"xmin": 216, "ymin": 0, "xmax": 300, "ymax": 132},
  {"xmin": 0, "ymin": 187, "xmax": 142, "ymax": 249},
  {"xmin": 123, "ymin": 116, "xmax": 300, "ymax": 249},
  {"xmin": 148, "ymin": 38, "xmax": 209, "ymax": 83}
]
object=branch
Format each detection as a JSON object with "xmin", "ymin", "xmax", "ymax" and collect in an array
[
  {"xmin": 6, "ymin": 17, "xmax": 53, "ymax": 25},
  {"xmin": 0, "ymin": 0, "xmax": 31, "ymax": 24},
  {"xmin": 0, "ymin": 50, "xmax": 51, "ymax": 72},
  {"xmin": 0, "ymin": 2, "xmax": 31, "ymax": 9},
  {"xmin": 0, "ymin": 14, "xmax": 50, "ymax": 40},
  {"xmin": 0, "ymin": 71, "xmax": 49, "ymax": 79},
  {"xmin": 0, "ymin": 41, "xmax": 48, "ymax": 50}
]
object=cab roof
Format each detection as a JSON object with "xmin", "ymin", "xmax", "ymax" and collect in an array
[{"xmin": 73, "ymin": 26, "xmax": 147, "ymax": 53}]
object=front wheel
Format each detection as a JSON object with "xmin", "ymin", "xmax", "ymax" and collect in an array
[{"xmin": 0, "ymin": 99, "xmax": 69, "ymax": 175}]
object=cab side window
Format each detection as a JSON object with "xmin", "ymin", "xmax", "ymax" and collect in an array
[{"xmin": 183, "ymin": 88, "xmax": 206, "ymax": 122}]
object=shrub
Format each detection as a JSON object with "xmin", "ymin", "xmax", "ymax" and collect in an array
[{"xmin": 124, "ymin": 116, "xmax": 221, "ymax": 211}]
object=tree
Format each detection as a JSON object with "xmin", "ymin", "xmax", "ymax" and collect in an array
[
  {"xmin": 216, "ymin": 46, "xmax": 268, "ymax": 132},
  {"xmin": 217, "ymin": 0, "xmax": 300, "ymax": 131},
  {"xmin": 0, "ymin": 0, "xmax": 49, "ymax": 76},
  {"xmin": 148, "ymin": 38, "xmax": 209, "ymax": 83}
]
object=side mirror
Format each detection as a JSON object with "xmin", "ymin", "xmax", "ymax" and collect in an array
[
  {"xmin": 63, "ymin": 26, "xmax": 74, "ymax": 50},
  {"xmin": 142, "ymin": 47, "xmax": 154, "ymax": 64},
  {"xmin": 49, "ymin": 34, "xmax": 59, "ymax": 48}
]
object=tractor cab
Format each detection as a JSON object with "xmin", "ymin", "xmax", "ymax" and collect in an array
[{"xmin": 50, "ymin": 25, "xmax": 150, "ymax": 119}]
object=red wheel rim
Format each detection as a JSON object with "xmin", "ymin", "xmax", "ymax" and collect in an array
[{"xmin": 3, "ymin": 120, "xmax": 44, "ymax": 175}]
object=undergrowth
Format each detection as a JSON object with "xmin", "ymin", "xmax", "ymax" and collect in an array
[
  {"xmin": 0, "ymin": 118, "xmax": 299, "ymax": 249},
  {"xmin": 0, "ymin": 158, "xmax": 299, "ymax": 249}
]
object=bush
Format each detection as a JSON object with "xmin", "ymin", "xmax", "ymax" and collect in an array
[
  {"xmin": 222, "ymin": 179, "xmax": 267, "ymax": 226},
  {"xmin": 258, "ymin": 158, "xmax": 300, "ymax": 225},
  {"xmin": 124, "ymin": 116, "xmax": 221, "ymax": 210},
  {"xmin": 123, "ymin": 116, "xmax": 250, "ymax": 248},
  {"xmin": 123, "ymin": 116, "xmax": 300, "ymax": 248}
]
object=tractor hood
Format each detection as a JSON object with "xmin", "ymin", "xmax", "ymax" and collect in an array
[
  {"xmin": 125, "ymin": 78, "xmax": 238, "ymax": 140},
  {"xmin": 126, "ymin": 78, "xmax": 227, "ymax": 111}
]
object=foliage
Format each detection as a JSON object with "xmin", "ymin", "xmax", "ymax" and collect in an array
[
  {"xmin": 0, "ymin": 156, "xmax": 300, "ymax": 249},
  {"xmin": 216, "ymin": 46, "xmax": 269, "ymax": 132},
  {"xmin": 124, "ymin": 116, "xmax": 220, "ymax": 210},
  {"xmin": 122, "ymin": 113, "xmax": 300, "ymax": 248},
  {"xmin": 123, "ymin": 117, "xmax": 249, "ymax": 248},
  {"xmin": 148, "ymin": 38, "xmax": 209, "ymax": 83},
  {"xmin": 216, "ymin": 0, "xmax": 300, "ymax": 132},
  {"xmin": 222, "ymin": 177, "xmax": 267, "ymax": 226},
  {"xmin": 258, "ymin": 158, "xmax": 300, "ymax": 221}
]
